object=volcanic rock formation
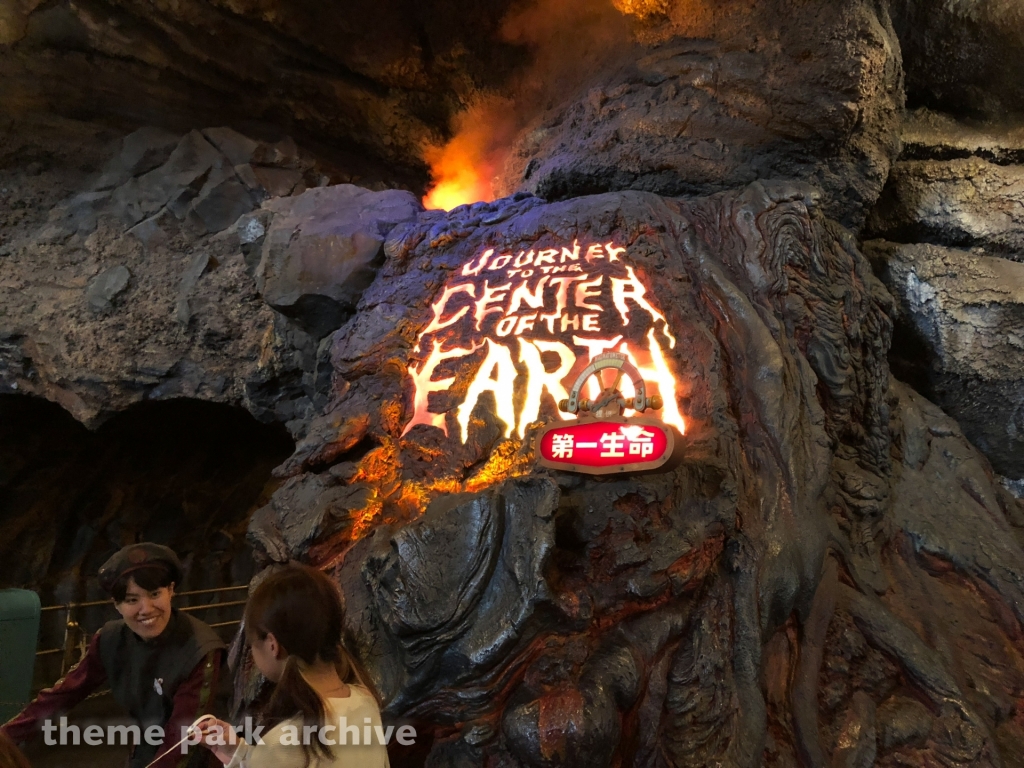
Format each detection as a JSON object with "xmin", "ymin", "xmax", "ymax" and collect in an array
[
  {"xmin": 498, "ymin": 0, "xmax": 905, "ymax": 231},
  {"xmin": 864, "ymin": 240, "xmax": 1024, "ymax": 484},
  {"xmin": 237, "ymin": 182, "xmax": 1024, "ymax": 768},
  {"xmin": 864, "ymin": 109, "xmax": 1024, "ymax": 486},
  {"xmin": 3, "ymin": 1, "xmax": 1024, "ymax": 767},
  {"xmin": 0, "ymin": 123, "xmax": 421, "ymax": 429},
  {"xmin": 0, "ymin": 0, "xmax": 524, "ymax": 188}
]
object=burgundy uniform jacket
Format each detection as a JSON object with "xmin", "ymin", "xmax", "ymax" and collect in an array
[{"xmin": 2, "ymin": 612, "xmax": 222, "ymax": 768}]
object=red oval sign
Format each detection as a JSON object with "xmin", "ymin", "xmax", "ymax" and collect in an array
[{"xmin": 536, "ymin": 418, "xmax": 674, "ymax": 474}]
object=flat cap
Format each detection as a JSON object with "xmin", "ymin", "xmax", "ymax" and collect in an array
[{"xmin": 98, "ymin": 543, "xmax": 184, "ymax": 594}]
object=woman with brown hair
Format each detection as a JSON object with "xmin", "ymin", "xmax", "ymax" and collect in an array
[{"xmin": 198, "ymin": 564, "xmax": 389, "ymax": 768}]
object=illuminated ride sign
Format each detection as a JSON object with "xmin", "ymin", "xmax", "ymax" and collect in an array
[
  {"xmin": 537, "ymin": 353, "xmax": 675, "ymax": 474},
  {"xmin": 400, "ymin": 239, "xmax": 685, "ymax": 452}
]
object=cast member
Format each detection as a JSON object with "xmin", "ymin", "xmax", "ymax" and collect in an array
[{"xmin": 1, "ymin": 543, "xmax": 225, "ymax": 768}]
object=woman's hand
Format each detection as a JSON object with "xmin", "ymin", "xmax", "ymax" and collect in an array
[{"xmin": 196, "ymin": 718, "xmax": 240, "ymax": 765}]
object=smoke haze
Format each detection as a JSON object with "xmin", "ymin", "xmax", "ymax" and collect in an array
[{"xmin": 422, "ymin": 0, "xmax": 632, "ymax": 208}]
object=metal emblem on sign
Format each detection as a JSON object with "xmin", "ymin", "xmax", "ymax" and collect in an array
[{"xmin": 536, "ymin": 352, "xmax": 675, "ymax": 474}]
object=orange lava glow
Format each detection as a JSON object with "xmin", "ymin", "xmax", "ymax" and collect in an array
[
  {"xmin": 422, "ymin": 142, "xmax": 494, "ymax": 211},
  {"xmin": 391, "ymin": 482, "xmax": 432, "ymax": 519},
  {"xmin": 612, "ymin": 0, "xmax": 669, "ymax": 19},
  {"xmin": 420, "ymin": 0, "xmax": 643, "ymax": 211},
  {"xmin": 464, "ymin": 439, "xmax": 533, "ymax": 493},
  {"xmin": 421, "ymin": 98, "xmax": 514, "ymax": 210},
  {"xmin": 349, "ymin": 496, "xmax": 383, "ymax": 543},
  {"xmin": 351, "ymin": 441, "xmax": 400, "ymax": 494},
  {"xmin": 425, "ymin": 476, "xmax": 464, "ymax": 496}
]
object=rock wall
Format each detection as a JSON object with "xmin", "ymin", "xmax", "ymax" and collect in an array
[
  {"xmin": 497, "ymin": 0, "xmax": 904, "ymax": 232},
  {"xmin": 867, "ymin": 110, "xmax": 1024, "ymax": 256},
  {"xmin": 0, "ymin": 0, "xmax": 522, "ymax": 183},
  {"xmin": 889, "ymin": 0, "xmax": 1024, "ymax": 119},
  {"xmin": 0, "ymin": 395, "xmax": 291, "ymax": 588},
  {"xmin": 0, "ymin": 122, "xmax": 421, "ymax": 432},
  {"xmin": 865, "ymin": 109, "xmax": 1024, "ymax": 485},
  {"xmin": 864, "ymin": 241, "xmax": 1024, "ymax": 483}
]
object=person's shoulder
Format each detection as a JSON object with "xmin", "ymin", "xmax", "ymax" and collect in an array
[
  {"xmin": 173, "ymin": 612, "xmax": 225, "ymax": 677},
  {"xmin": 97, "ymin": 618, "xmax": 126, "ymax": 637},
  {"xmin": 94, "ymin": 619, "xmax": 129, "ymax": 673},
  {"xmin": 178, "ymin": 610, "xmax": 214, "ymax": 635},
  {"xmin": 328, "ymin": 685, "xmax": 382, "ymax": 717},
  {"xmin": 180, "ymin": 612, "xmax": 226, "ymax": 651},
  {"xmin": 255, "ymin": 715, "xmax": 304, "ymax": 746},
  {"xmin": 95, "ymin": 618, "xmax": 127, "ymax": 649},
  {"xmin": 348, "ymin": 685, "xmax": 377, "ymax": 702}
]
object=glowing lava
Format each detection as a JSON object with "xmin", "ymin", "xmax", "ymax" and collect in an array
[
  {"xmin": 422, "ymin": 135, "xmax": 494, "ymax": 210},
  {"xmin": 421, "ymin": 99, "xmax": 510, "ymax": 210}
]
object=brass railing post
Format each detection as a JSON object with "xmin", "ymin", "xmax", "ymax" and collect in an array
[{"xmin": 60, "ymin": 604, "xmax": 80, "ymax": 677}]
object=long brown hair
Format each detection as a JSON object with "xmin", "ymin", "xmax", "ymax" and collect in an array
[
  {"xmin": 0, "ymin": 731, "xmax": 31, "ymax": 768},
  {"xmin": 245, "ymin": 564, "xmax": 373, "ymax": 766}
]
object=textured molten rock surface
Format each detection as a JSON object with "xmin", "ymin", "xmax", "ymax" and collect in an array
[
  {"xmin": 244, "ymin": 184, "xmax": 1024, "ymax": 767},
  {"xmin": 865, "ymin": 240, "xmax": 1024, "ymax": 483},
  {"xmin": 496, "ymin": 0, "xmax": 904, "ymax": 232},
  {"xmin": 861, "ymin": 110, "xmax": 1024, "ymax": 488}
]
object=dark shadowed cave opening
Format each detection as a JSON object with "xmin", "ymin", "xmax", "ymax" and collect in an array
[{"xmin": 0, "ymin": 394, "xmax": 293, "ymax": 687}]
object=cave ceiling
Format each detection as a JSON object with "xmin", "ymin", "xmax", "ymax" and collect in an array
[
  {"xmin": 3, "ymin": 0, "xmax": 1024, "ymax": 201},
  {"xmin": 0, "ymin": 0, "xmax": 524, "ymax": 182}
]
